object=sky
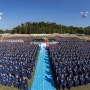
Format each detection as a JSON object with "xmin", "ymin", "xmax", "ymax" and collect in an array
[{"xmin": 0, "ymin": 0, "xmax": 90, "ymax": 30}]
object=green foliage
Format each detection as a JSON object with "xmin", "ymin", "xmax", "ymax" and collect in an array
[
  {"xmin": 0, "ymin": 30, "xmax": 4, "ymax": 34},
  {"xmin": 0, "ymin": 21, "xmax": 90, "ymax": 34}
]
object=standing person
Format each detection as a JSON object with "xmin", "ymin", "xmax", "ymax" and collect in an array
[
  {"xmin": 1, "ymin": 73, "xmax": 7, "ymax": 86},
  {"xmin": 7, "ymin": 74, "xmax": 13, "ymax": 87},
  {"xmin": 66, "ymin": 74, "xmax": 73, "ymax": 89},
  {"xmin": 19, "ymin": 76, "xmax": 28, "ymax": 90},
  {"xmin": 79, "ymin": 74, "xmax": 85, "ymax": 85},
  {"xmin": 13, "ymin": 75, "xmax": 20, "ymax": 89},
  {"xmin": 59, "ymin": 74, "xmax": 66, "ymax": 90},
  {"xmin": 73, "ymin": 75, "xmax": 79, "ymax": 87},
  {"xmin": 73, "ymin": 66, "xmax": 78, "ymax": 76},
  {"xmin": 62, "ymin": 67, "xmax": 68, "ymax": 79},
  {"xmin": 78, "ymin": 66, "xmax": 83, "ymax": 75},
  {"xmin": 85, "ymin": 72, "xmax": 90, "ymax": 84},
  {"xmin": 68, "ymin": 67, "xmax": 73, "ymax": 76}
]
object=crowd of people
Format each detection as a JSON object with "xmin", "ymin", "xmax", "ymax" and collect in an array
[
  {"xmin": 49, "ymin": 38, "xmax": 90, "ymax": 89},
  {"xmin": 1, "ymin": 37, "xmax": 90, "ymax": 90},
  {"xmin": 1, "ymin": 38, "xmax": 33, "ymax": 43},
  {"xmin": 0, "ymin": 41, "xmax": 38, "ymax": 90}
]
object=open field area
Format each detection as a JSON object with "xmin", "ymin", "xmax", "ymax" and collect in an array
[{"xmin": 0, "ymin": 35, "xmax": 90, "ymax": 90}]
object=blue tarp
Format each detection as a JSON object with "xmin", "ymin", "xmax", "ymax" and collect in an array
[{"xmin": 29, "ymin": 46, "xmax": 55, "ymax": 90}]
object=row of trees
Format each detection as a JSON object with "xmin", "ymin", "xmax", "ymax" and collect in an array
[{"xmin": 0, "ymin": 21, "xmax": 90, "ymax": 34}]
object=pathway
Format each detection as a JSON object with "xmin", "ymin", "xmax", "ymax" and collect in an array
[{"xmin": 30, "ymin": 44, "xmax": 55, "ymax": 90}]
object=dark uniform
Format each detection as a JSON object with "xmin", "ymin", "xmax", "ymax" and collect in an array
[
  {"xmin": 19, "ymin": 77, "xmax": 28, "ymax": 90},
  {"xmin": 73, "ymin": 66, "xmax": 78, "ymax": 76},
  {"xmin": 13, "ymin": 75, "xmax": 20, "ymax": 88},
  {"xmin": 59, "ymin": 75, "xmax": 66, "ymax": 89},
  {"xmin": 27, "ymin": 69, "xmax": 32, "ymax": 79},
  {"xmin": 66, "ymin": 75, "xmax": 73, "ymax": 89},
  {"xmin": 78, "ymin": 67, "xmax": 83, "ymax": 75},
  {"xmin": 85, "ymin": 73, "xmax": 89, "ymax": 84},
  {"xmin": 7, "ymin": 74, "xmax": 13, "ymax": 87},
  {"xmin": 79, "ymin": 74, "xmax": 85, "ymax": 85},
  {"xmin": 73, "ymin": 75, "xmax": 79, "ymax": 87},
  {"xmin": 1, "ymin": 74, "xmax": 7, "ymax": 86},
  {"xmin": 68, "ymin": 68, "xmax": 73, "ymax": 76}
]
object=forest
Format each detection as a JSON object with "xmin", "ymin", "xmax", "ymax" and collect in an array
[{"xmin": 0, "ymin": 21, "xmax": 90, "ymax": 34}]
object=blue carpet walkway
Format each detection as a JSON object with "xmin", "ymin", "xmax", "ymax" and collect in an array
[{"xmin": 30, "ymin": 46, "xmax": 55, "ymax": 90}]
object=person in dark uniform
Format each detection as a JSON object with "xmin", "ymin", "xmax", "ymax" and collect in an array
[
  {"xmin": 21, "ymin": 69, "xmax": 27, "ymax": 77},
  {"xmin": 73, "ymin": 66, "xmax": 78, "ymax": 76},
  {"xmin": 79, "ymin": 74, "xmax": 85, "ymax": 85},
  {"xmin": 9, "ymin": 66, "xmax": 14, "ymax": 75},
  {"xmin": 62, "ymin": 67, "xmax": 68, "ymax": 78},
  {"xmin": 27, "ymin": 68, "xmax": 32, "ymax": 79},
  {"xmin": 83, "ymin": 66, "xmax": 88, "ymax": 74},
  {"xmin": 66, "ymin": 74, "xmax": 73, "ymax": 89},
  {"xmin": 1, "ymin": 73, "xmax": 7, "ymax": 86},
  {"xmin": 78, "ymin": 66, "xmax": 83, "ymax": 75},
  {"xmin": 0, "ymin": 65, "xmax": 3, "ymax": 73},
  {"xmin": 7, "ymin": 74, "xmax": 13, "ymax": 87},
  {"xmin": 57, "ymin": 68, "xmax": 62, "ymax": 77},
  {"xmin": 73, "ymin": 75, "xmax": 79, "ymax": 87},
  {"xmin": 59, "ymin": 74, "xmax": 66, "ymax": 89},
  {"xmin": 59, "ymin": 62, "xmax": 63, "ymax": 69},
  {"xmin": 19, "ymin": 77, "xmax": 28, "ymax": 90},
  {"xmin": 14, "ymin": 66, "xmax": 20, "ymax": 75},
  {"xmin": 13, "ymin": 75, "xmax": 20, "ymax": 89},
  {"xmin": 85, "ymin": 72, "xmax": 89, "ymax": 84},
  {"xmin": 68, "ymin": 67, "xmax": 73, "ymax": 76}
]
